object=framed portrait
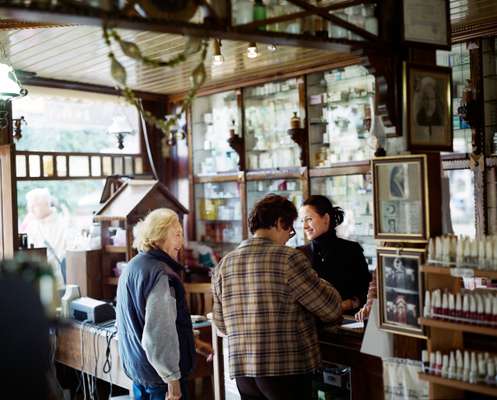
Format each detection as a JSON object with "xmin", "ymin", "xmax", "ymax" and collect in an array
[
  {"xmin": 405, "ymin": 63, "xmax": 452, "ymax": 152},
  {"xmin": 377, "ymin": 247, "xmax": 426, "ymax": 338},
  {"xmin": 372, "ymin": 155, "xmax": 430, "ymax": 242},
  {"xmin": 402, "ymin": 0, "xmax": 450, "ymax": 49}
]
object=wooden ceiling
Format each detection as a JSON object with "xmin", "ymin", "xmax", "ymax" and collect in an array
[
  {"xmin": 1, "ymin": 0, "xmax": 497, "ymax": 97},
  {"xmin": 4, "ymin": 24, "xmax": 352, "ymax": 96}
]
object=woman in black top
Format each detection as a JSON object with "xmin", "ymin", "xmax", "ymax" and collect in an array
[{"xmin": 299, "ymin": 195, "xmax": 371, "ymax": 313}]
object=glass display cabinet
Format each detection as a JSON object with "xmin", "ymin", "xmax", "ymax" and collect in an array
[
  {"xmin": 446, "ymin": 169, "xmax": 475, "ymax": 237},
  {"xmin": 246, "ymin": 177, "xmax": 305, "ymax": 247},
  {"xmin": 191, "ymin": 90, "xmax": 240, "ymax": 175},
  {"xmin": 194, "ymin": 181, "xmax": 243, "ymax": 257},
  {"xmin": 307, "ymin": 65, "xmax": 375, "ymax": 167},
  {"xmin": 310, "ymin": 173, "xmax": 376, "ymax": 268},
  {"xmin": 438, "ymin": 44, "xmax": 472, "ymax": 153},
  {"xmin": 244, "ymin": 78, "xmax": 301, "ymax": 170}
]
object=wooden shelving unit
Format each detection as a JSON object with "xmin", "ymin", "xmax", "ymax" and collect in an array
[
  {"xmin": 104, "ymin": 245, "xmax": 127, "ymax": 254},
  {"xmin": 421, "ymin": 264, "xmax": 497, "ymax": 279},
  {"xmin": 420, "ymin": 317, "xmax": 497, "ymax": 337},
  {"xmin": 421, "ymin": 263, "xmax": 497, "ymax": 398},
  {"xmin": 419, "ymin": 373, "xmax": 497, "ymax": 397}
]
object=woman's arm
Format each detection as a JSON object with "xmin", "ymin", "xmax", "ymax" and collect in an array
[{"xmin": 142, "ymin": 275, "xmax": 181, "ymax": 383}]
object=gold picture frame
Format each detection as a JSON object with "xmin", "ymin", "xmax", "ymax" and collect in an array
[
  {"xmin": 377, "ymin": 247, "xmax": 426, "ymax": 339},
  {"xmin": 405, "ymin": 63, "xmax": 453, "ymax": 152},
  {"xmin": 372, "ymin": 154, "xmax": 430, "ymax": 242}
]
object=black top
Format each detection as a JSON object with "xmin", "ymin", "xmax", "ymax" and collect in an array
[{"xmin": 299, "ymin": 230, "xmax": 371, "ymax": 310}]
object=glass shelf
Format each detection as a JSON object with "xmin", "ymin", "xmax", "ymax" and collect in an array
[
  {"xmin": 244, "ymin": 78, "xmax": 301, "ymax": 170},
  {"xmin": 192, "ymin": 90, "xmax": 240, "ymax": 175},
  {"xmin": 310, "ymin": 173, "xmax": 376, "ymax": 269},
  {"xmin": 307, "ymin": 65, "xmax": 375, "ymax": 167},
  {"xmin": 246, "ymin": 178, "xmax": 304, "ymax": 248},
  {"xmin": 195, "ymin": 181, "xmax": 242, "ymax": 256}
]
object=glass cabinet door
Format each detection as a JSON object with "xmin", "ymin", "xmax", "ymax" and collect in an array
[
  {"xmin": 307, "ymin": 65, "xmax": 374, "ymax": 167},
  {"xmin": 446, "ymin": 169, "xmax": 475, "ymax": 237},
  {"xmin": 311, "ymin": 174, "xmax": 375, "ymax": 267},
  {"xmin": 437, "ymin": 44, "xmax": 472, "ymax": 153},
  {"xmin": 244, "ymin": 78, "xmax": 301, "ymax": 170},
  {"xmin": 192, "ymin": 91, "xmax": 240, "ymax": 175},
  {"xmin": 246, "ymin": 178, "xmax": 304, "ymax": 247},
  {"xmin": 195, "ymin": 181, "xmax": 243, "ymax": 256}
]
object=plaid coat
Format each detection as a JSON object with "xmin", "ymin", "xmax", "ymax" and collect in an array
[{"xmin": 212, "ymin": 237, "xmax": 342, "ymax": 378}]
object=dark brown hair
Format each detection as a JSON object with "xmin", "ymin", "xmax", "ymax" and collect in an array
[
  {"xmin": 248, "ymin": 194, "xmax": 298, "ymax": 234},
  {"xmin": 303, "ymin": 195, "xmax": 344, "ymax": 231}
]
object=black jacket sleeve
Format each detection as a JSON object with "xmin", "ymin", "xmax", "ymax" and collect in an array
[{"xmin": 351, "ymin": 242, "xmax": 371, "ymax": 307}]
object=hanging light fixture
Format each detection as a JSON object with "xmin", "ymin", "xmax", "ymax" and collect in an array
[
  {"xmin": 247, "ymin": 42, "xmax": 259, "ymax": 59},
  {"xmin": 0, "ymin": 44, "xmax": 27, "ymax": 129},
  {"xmin": 267, "ymin": 44, "xmax": 277, "ymax": 52},
  {"xmin": 107, "ymin": 115, "xmax": 135, "ymax": 150},
  {"xmin": 212, "ymin": 39, "xmax": 224, "ymax": 66}
]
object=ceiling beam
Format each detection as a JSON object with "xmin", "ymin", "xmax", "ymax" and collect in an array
[{"xmin": 0, "ymin": 5, "xmax": 382, "ymax": 53}]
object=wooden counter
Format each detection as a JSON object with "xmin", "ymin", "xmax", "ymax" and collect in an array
[
  {"xmin": 55, "ymin": 321, "xmax": 132, "ymax": 390},
  {"xmin": 319, "ymin": 323, "xmax": 383, "ymax": 400},
  {"xmin": 212, "ymin": 320, "xmax": 383, "ymax": 400}
]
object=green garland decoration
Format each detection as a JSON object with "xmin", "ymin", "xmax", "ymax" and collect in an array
[{"xmin": 103, "ymin": 24, "xmax": 209, "ymax": 154}]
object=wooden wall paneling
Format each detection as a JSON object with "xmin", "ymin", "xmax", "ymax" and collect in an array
[
  {"xmin": 0, "ymin": 144, "xmax": 18, "ymax": 259},
  {"xmin": 187, "ymin": 104, "xmax": 196, "ymax": 241}
]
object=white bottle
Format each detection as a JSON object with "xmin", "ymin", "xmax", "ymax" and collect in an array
[{"xmin": 61, "ymin": 284, "xmax": 81, "ymax": 319}]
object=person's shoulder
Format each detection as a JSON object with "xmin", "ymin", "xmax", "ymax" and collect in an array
[
  {"xmin": 296, "ymin": 244, "xmax": 312, "ymax": 260},
  {"xmin": 334, "ymin": 236, "xmax": 364, "ymax": 253}
]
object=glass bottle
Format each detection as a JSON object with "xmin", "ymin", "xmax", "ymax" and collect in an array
[
  {"xmin": 234, "ymin": 0, "xmax": 253, "ymax": 25},
  {"xmin": 253, "ymin": 0, "xmax": 267, "ymax": 30}
]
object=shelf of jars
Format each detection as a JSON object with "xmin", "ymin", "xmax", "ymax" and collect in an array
[
  {"xmin": 306, "ymin": 65, "xmax": 375, "ymax": 168},
  {"xmin": 310, "ymin": 173, "xmax": 375, "ymax": 268},
  {"xmin": 194, "ymin": 181, "xmax": 243, "ymax": 257},
  {"xmin": 191, "ymin": 90, "xmax": 240, "ymax": 176},
  {"xmin": 244, "ymin": 78, "xmax": 302, "ymax": 170},
  {"xmin": 246, "ymin": 178, "xmax": 305, "ymax": 248}
]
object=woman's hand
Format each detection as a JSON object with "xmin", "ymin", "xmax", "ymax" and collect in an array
[
  {"xmin": 195, "ymin": 337, "xmax": 214, "ymax": 362},
  {"xmin": 166, "ymin": 380, "xmax": 181, "ymax": 400},
  {"xmin": 354, "ymin": 303, "xmax": 372, "ymax": 322}
]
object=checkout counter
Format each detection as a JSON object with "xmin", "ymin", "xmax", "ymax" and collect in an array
[{"xmin": 212, "ymin": 316, "xmax": 383, "ymax": 400}]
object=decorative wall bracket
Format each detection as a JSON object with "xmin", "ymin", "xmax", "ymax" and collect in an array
[
  {"xmin": 228, "ymin": 128, "xmax": 245, "ymax": 170},
  {"xmin": 287, "ymin": 127, "xmax": 308, "ymax": 167}
]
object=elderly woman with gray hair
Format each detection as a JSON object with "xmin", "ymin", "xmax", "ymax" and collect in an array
[{"xmin": 116, "ymin": 208, "xmax": 201, "ymax": 400}]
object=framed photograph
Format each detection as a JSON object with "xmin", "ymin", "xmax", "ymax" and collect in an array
[
  {"xmin": 406, "ymin": 63, "xmax": 452, "ymax": 152},
  {"xmin": 372, "ymin": 155, "xmax": 430, "ymax": 242},
  {"xmin": 402, "ymin": 0, "xmax": 450, "ymax": 48},
  {"xmin": 377, "ymin": 247, "xmax": 426, "ymax": 338}
]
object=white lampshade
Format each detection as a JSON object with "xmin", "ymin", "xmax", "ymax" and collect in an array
[{"xmin": 0, "ymin": 62, "xmax": 25, "ymax": 101}]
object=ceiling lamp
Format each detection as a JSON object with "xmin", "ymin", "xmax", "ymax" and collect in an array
[
  {"xmin": 247, "ymin": 42, "xmax": 259, "ymax": 59},
  {"xmin": 0, "ymin": 46, "xmax": 27, "ymax": 130},
  {"xmin": 267, "ymin": 44, "xmax": 277, "ymax": 52},
  {"xmin": 212, "ymin": 39, "xmax": 224, "ymax": 66}
]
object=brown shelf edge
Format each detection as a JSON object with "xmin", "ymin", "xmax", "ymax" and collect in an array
[
  {"xmin": 104, "ymin": 277, "xmax": 119, "ymax": 285},
  {"xmin": 104, "ymin": 245, "xmax": 127, "ymax": 253},
  {"xmin": 420, "ymin": 264, "xmax": 497, "ymax": 279},
  {"xmin": 420, "ymin": 317, "xmax": 497, "ymax": 337},
  {"xmin": 418, "ymin": 373, "xmax": 497, "ymax": 397}
]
